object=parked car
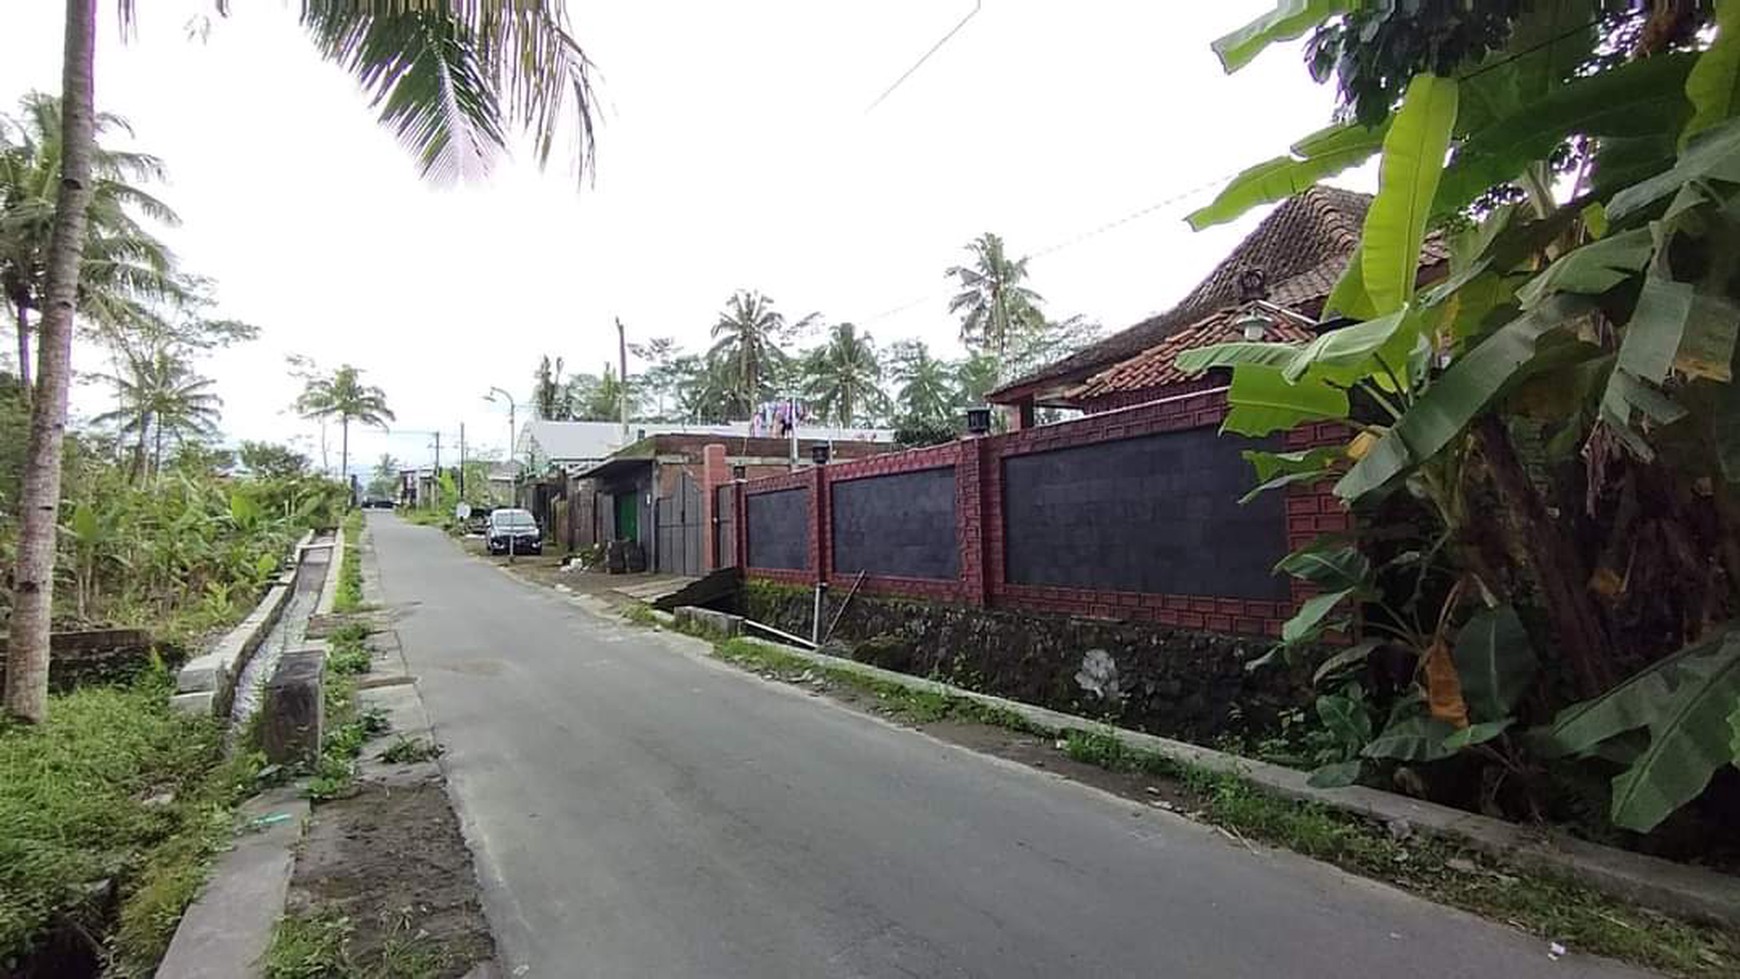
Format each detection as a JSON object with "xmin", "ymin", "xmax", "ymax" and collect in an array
[
  {"xmin": 486, "ymin": 508, "xmax": 542, "ymax": 555},
  {"xmin": 360, "ymin": 495, "xmax": 395, "ymax": 509}
]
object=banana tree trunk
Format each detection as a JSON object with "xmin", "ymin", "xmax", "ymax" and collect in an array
[
  {"xmin": 1475, "ymin": 415, "xmax": 1615, "ymax": 698},
  {"xmin": 5, "ymin": 0, "xmax": 98, "ymax": 724}
]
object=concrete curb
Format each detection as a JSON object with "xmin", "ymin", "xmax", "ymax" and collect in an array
[
  {"xmin": 155, "ymin": 786, "xmax": 310, "ymax": 979},
  {"xmin": 172, "ymin": 579, "xmax": 292, "ymax": 718},
  {"xmin": 313, "ymin": 523, "xmax": 346, "ymax": 619},
  {"xmin": 672, "ymin": 609, "xmax": 1740, "ymax": 928}
]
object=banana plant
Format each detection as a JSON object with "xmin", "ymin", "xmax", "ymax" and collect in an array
[{"xmin": 1190, "ymin": 2, "xmax": 1740, "ymax": 824}]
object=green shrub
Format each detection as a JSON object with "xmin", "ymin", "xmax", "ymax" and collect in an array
[
  {"xmin": 0, "ymin": 676, "xmax": 257, "ymax": 970},
  {"xmin": 327, "ymin": 646, "xmax": 371, "ymax": 676},
  {"xmin": 379, "ymin": 736, "xmax": 442, "ymax": 764}
]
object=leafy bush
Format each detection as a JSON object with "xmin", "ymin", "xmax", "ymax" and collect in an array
[{"xmin": 45, "ymin": 460, "xmax": 345, "ymax": 640}]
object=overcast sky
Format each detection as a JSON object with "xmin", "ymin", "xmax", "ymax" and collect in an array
[{"xmin": 0, "ymin": 1, "xmax": 1357, "ymax": 473}]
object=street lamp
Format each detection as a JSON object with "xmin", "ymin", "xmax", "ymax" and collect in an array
[
  {"xmin": 485, "ymin": 385, "xmax": 517, "ymax": 461},
  {"xmin": 485, "ymin": 387, "xmax": 519, "ymax": 505}
]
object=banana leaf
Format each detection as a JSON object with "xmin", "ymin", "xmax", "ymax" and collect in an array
[
  {"xmin": 1683, "ymin": 0, "xmax": 1740, "ymax": 146},
  {"xmin": 1452, "ymin": 605, "xmax": 1536, "ymax": 722},
  {"xmin": 1543, "ymin": 629, "xmax": 1740, "ymax": 832},
  {"xmin": 1211, "ymin": 0, "xmax": 1352, "ymax": 73},
  {"xmin": 1363, "ymin": 74, "xmax": 1459, "ymax": 314}
]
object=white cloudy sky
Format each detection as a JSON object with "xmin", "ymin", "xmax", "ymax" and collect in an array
[{"xmin": 0, "ymin": 1, "xmax": 1358, "ymax": 473}]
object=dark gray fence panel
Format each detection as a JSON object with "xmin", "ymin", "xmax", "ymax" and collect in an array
[
  {"xmin": 1001, "ymin": 429, "xmax": 1288, "ymax": 599},
  {"xmin": 746, "ymin": 487, "xmax": 809, "ymax": 570},
  {"xmin": 831, "ymin": 466, "xmax": 958, "ymax": 579},
  {"xmin": 714, "ymin": 484, "xmax": 737, "ymax": 568}
]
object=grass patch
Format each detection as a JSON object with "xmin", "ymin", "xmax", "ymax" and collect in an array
[
  {"xmin": 622, "ymin": 603, "xmax": 659, "ymax": 627},
  {"xmin": 378, "ymin": 736, "xmax": 441, "ymax": 765},
  {"xmin": 396, "ymin": 506, "xmax": 456, "ymax": 534},
  {"xmin": 265, "ymin": 907, "xmax": 450, "ymax": 979},
  {"xmin": 307, "ymin": 674, "xmax": 389, "ymax": 803},
  {"xmin": 688, "ymin": 633, "xmax": 1739, "ymax": 976},
  {"xmin": 328, "ymin": 621, "xmax": 371, "ymax": 645},
  {"xmin": 326, "ymin": 643, "xmax": 372, "ymax": 677},
  {"xmin": 0, "ymin": 673, "xmax": 267, "ymax": 974},
  {"xmin": 333, "ymin": 511, "xmax": 364, "ymax": 614}
]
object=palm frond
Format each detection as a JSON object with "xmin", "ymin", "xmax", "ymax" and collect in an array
[{"xmin": 298, "ymin": 1, "xmax": 597, "ymax": 184}]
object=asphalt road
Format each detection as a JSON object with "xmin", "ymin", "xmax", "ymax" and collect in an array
[{"xmin": 367, "ymin": 513, "xmax": 1651, "ymax": 979}]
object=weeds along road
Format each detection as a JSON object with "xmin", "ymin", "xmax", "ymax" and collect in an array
[{"xmin": 366, "ymin": 512, "xmax": 1652, "ymax": 979}]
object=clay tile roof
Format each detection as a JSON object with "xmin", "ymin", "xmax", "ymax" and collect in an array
[
  {"xmin": 989, "ymin": 185, "xmax": 1450, "ymax": 402},
  {"xmin": 1071, "ymin": 304, "xmax": 1318, "ymax": 402}
]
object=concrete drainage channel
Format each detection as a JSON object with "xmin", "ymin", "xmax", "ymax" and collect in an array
[
  {"xmin": 159, "ymin": 518, "xmax": 498, "ymax": 979},
  {"xmin": 153, "ymin": 528, "xmax": 339, "ymax": 979}
]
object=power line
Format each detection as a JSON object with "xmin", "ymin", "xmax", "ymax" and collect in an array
[
  {"xmin": 865, "ymin": 1, "xmax": 983, "ymax": 113},
  {"xmin": 859, "ymin": 165, "xmax": 1250, "ymax": 326}
]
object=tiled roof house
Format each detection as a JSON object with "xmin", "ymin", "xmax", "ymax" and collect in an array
[{"xmin": 988, "ymin": 186, "xmax": 1449, "ymax": 423}]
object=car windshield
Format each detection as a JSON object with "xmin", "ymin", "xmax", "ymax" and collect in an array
[{"xmin": 494, "ymin": 511, "xmax": 536, "ymax": 529}]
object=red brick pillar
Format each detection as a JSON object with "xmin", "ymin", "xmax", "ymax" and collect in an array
[
  {"xmin": 956, "ymin": 437, "xmax": 989, "ymax": 606},
  {"xmin": 733, "ymin": 480, "xmax": 749, "ymax": 570},
  {"xmin": 701, "ymin": 443, "xmax": 728, "ymax": 570},
  {"xmin": 809, "ymin": 464, "xmax": 829, "ymax": 585}
]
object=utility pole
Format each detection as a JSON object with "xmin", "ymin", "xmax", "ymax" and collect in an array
[
  {"xmin": 432, "ymin": 431, "xmax": 442, "ymax": 510},
  {"xmin": 458, "ymin": 422, "xmax": 467, "ymax": 499},
  {"xmin": 615, "ymin": 317, "xmax": 629, "ymax": 442}
]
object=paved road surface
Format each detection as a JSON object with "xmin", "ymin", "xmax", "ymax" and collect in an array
[{"xmin": 367, "ymin": 513, "xmax": 1649, "ymax": 979}]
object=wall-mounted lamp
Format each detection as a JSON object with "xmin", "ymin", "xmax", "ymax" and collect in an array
[
  {"xmin": 810, "ymin": 444, "xmax": 831, "ymax": 465},
  {"xmin": 731, "ymin": 464, "xmax": 747, "ymax": 480},
  {"xmin": 1234, "ymin": 309, "xmax": 1272, "ymax": 342},
  {"xmin": 965, "ymin": 406, "xmax": 992, "ymax": 436}
]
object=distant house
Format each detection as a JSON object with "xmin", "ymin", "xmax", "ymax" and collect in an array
[
  {"xmin": 988, "ymin": 186, "xmax": 1449, "ymax": 423},
  {"xmin": 515, "ymin": 419, "xmax": 894, "ymax": 477},
  {"xmin": 516, "ymin": 419, "xmax": 897, "ymax": 576}
]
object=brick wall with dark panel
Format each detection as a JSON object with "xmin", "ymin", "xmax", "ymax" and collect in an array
[
  {"xmin": 745, "ymin": 485, "xmax": 811, "ymax": 573},
  {"xmin": 726, "ymin": 386, "xmax": 1352, "ymax": 638},
  {"xmin": 830, "ymin": 466, "xmax": 958, "ymax": 580},
  {"xmin": 1000, "ymin": 428, "xmax": 1287, "ymax": 600}
]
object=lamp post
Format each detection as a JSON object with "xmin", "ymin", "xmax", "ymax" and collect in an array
[{"xmin": 486, "ymin": 387, "xmax": 519, "ymax": 507}]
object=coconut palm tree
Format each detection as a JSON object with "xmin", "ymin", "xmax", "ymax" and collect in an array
[
  {"xmin": 93, "ymin": 345, "xmax": 221, "ymax": 479},
  {"xmin": 296, "ymin": 365, "xmax": 395, "ymax": 490},
  {"xmin": 8, "ymin": 0, "xmax": 598, "ymax": 721},
  {"xmin": 0, "ymin": 92, "xmax": 183, "ymax": 400},
  {"xmin": 946, "ymin": 232, "xmax": 1044, "ymax": 375},
  {"xmin": 709, "ymin": 290, "xmax": 792, "ymax": 418},
  {"xmin": 956, "ymin": 353, "xmax": 1002, "ymax": 408},
  {"xmin": 371, "ymin": 452, "xmax": 404, "ymax": 498},
  {"xmin": 888, "ymin": 340, "xmax": 956, "ymax": 425},
  {"xmin": 531, "ymin": 354, "xmax": 571, "ymax": 420},
  {"xmin": 804, "ymin": 323, "xmax": 888, "ymax": 427},
  {"xmin": 676, "ymin": 354, "xmax": 735, "ymax": 423}
]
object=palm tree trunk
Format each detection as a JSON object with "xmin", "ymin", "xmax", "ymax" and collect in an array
[
  {"xmin": 12, "ymin": 297, "xmax": 30, "ymax": 404},
  {"xmin": 132, "ymin": 414, "xmax": 149, "ymax": 481},
  {"xmin": 6, "ymin": 0, "xmax": 98, "ymax": 724},
  {"xmin": 152, "ymin": 423, "xmax": 162, "ymax": 476},
  {"xmin": 340, "ymin": 416, "xmax": 350, "ymax": 504}
]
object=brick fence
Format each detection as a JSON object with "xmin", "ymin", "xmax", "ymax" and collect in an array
[{"xmin": 711, "ymin": 389, "xmax": 1346, "ymax": 638}]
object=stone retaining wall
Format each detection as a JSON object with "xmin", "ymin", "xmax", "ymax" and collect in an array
[
  {"xmin": 0, "ymin": 628, "xmax": 173, "ymax": 693},
  {"xmin": 742, "ymin": 581, "xmax": 1310, "ymax": 742}
]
